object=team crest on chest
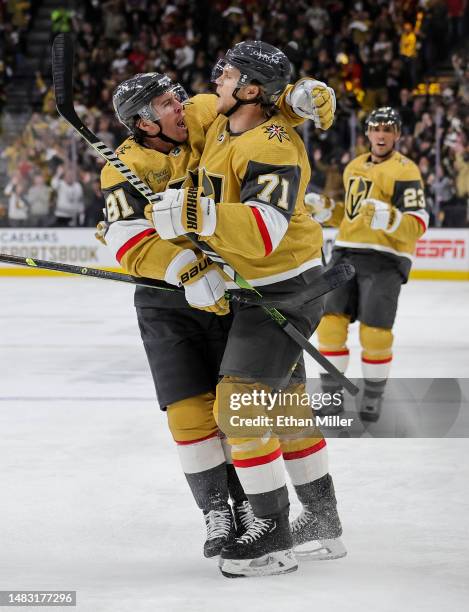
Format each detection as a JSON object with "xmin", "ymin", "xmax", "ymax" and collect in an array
[
  {"xmin": 264, "ymin": 123, "xmax": 290, "ymax": 143},
  {"xmin": 345, "ymin": 176, "xmax": 373, "ymax": 220}
]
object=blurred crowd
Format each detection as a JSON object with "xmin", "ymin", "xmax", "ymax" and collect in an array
[
  {"xmin": 1, "ymin": 0, "xmax": 468, "ymax": 227},
  {"xmin": 1, "ymin": 0, "xmax": 33, "ymax": 111}
]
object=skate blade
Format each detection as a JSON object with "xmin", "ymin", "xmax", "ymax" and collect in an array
[
  {"xmin": 294, "ymin": 537, "xmax": 347, "ymax": 560},
  {"xmin": 219, "ymin": 549, "xmax": 298, "ymax": 578}
]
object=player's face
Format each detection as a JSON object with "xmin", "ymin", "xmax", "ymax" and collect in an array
[
  {"xmin": 152, "ymin": 92, "xmax": 188, "ymax": 142},
  {"xmin": 214, "ymin": 64, "xmax": 242, "ymax": 114},
  {"xmin": 367, "ymin": 124, "xmax": 399, "ymax": 160}
]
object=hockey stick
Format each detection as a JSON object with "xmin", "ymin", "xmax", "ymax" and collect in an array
[
  {"xmin": 0, "ymin": 252, "xmax": 353, "ymax": 309},
  {"xmin": 51, "ymin": 33, "xmax": 358, "ymax": 396}
]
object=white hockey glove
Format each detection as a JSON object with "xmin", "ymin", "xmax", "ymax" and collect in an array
[
  {"xmin": 287, "ymin": 79, "xmax": 336, "ymax": 130},
  {"xmin": 144, "ymin": 187, "xmax": 217, "ymax": 239},
  {"xmin": 360, "ymin": 199, "xmax": 402, "ymax": 233},
  {"xmin": 304, "ymin": 192, "xmax": 336, "ymax": 224},
  {"xmin": 165, "ymin": 249, "xmax": 229, "ymax": 316}
]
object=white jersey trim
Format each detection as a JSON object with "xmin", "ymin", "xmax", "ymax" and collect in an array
[
  {"xmin": 404, "ymin": 209, "xmax": 429, "ymax": 231},
  {"xmin": 225, "ymin": 257, "xmax": 322, "ymax": 289},
  {"xmin": 334, "ymin": 240, "xmax": 414, "ymax": 262},
  {"xmin": 245, "ymin": 200, "xmax": 289, "ymax": 253},
  {"xmin": 106, "ymin": 218, "xmax": 154, "ymax": 261}
]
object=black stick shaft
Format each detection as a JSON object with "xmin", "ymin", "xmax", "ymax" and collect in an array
[{"xmin": 0, "ymin": 253, "xmax": 178, "ymax": 292}]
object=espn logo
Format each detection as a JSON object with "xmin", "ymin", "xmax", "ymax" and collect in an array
[{"xmin": 416, "ymin": 239, "xmax": 466, "ymax": 258}]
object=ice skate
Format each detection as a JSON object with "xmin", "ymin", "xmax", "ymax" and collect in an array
[
  {"xmin": 291, "ymin": 505, "xmax": 347, "ymax": 560},
  {"xmin": 203, "ymin": 505, "xmax": 235, "ymax": 559},
  {"xmin": 232, "ymin": 499, "xmax": 255, "ymax": 537},
  {"xmin": 359, "ymin": 393, "xmax": 383, "ymax": 423},
  {"xmin": 219, "ymin": 514, "xmax": 298, "ymax": 578}
]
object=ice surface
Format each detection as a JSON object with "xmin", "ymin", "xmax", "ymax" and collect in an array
[{"xmin": 1, "ymin": 278, "xmax": 468, "ymax": 611}]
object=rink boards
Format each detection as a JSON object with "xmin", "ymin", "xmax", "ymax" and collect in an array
[{"xmin": 1, "ymin": 227, "xmax": 469, "ymax": 280}]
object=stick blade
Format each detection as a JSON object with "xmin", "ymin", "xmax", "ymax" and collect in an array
[{"xmin": 52, "ymin": 33, "xmax": 75, "ymax": 113}]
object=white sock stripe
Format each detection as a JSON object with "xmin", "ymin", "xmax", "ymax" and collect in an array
[
  {"xmin": 176, "ymin": 436, "xmax": 225, "ymax": 474},
  {"xmin": 318, "ymin": 352, "xmax": 349, "ymax": 375},
  {"xmin": 283, "ymin": 446, "xmax": 329, "ymax": 486},
  {"xmin": 233, "ymin": 456, "xmax": 286, "ymax": 494},
  {"xmin": 361, "ymin": 359, "xmax": 392, "ymax": 380}
]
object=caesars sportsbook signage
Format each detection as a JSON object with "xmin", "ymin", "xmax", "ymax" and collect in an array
[{"xmin": 0, "ymin": 227, "xmax": 468, "ymax": 279}]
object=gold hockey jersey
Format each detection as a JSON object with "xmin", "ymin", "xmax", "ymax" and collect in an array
[
  {"xmin": 101, "ymin": 93, "xmax": 218, "ymax": 307},
  {"xmin": 328, "ymin": 151, "xmax": 429, "ymax": 278},
  {"xmin": 198, "ymin": 114, "xmax": 323, "ymax": 287},
  {"xmin": 99, "ymin": 87, "xmax": 305, "ymax": 303}
]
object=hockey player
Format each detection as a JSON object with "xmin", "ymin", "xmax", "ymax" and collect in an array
[
  {"xmin": 146, "ymin": 41, "xmax": 346, "ymax": 578},
  {"xmin": 306, "ymin": 107, "xmax": 429, "ymax": 421},
  {"xmin": 100, "ymin": 68, "xmax": 338, "ymax": 562}
]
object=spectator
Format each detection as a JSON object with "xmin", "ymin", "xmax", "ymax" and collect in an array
[
  {"xmin": 83, "ymin": 177, "xmax": 105, "ymax": 227},
  {"xmin": 4, "ymin": 174, "xmax": 29, "ymax": 227},
  {"xmin": 399, "ymin": 22, "xmax": 418, "ymax": 87},
  {"xmin": 51, "ymin": 166, "xmax": 84, "ymax": 227},
  {"xmin": 447, "ymin": 0, "xmax": 466, "ymax": 45},
  {"xmin": 26, "ymin": 174, "xmax": 53, "ymax": 226}
]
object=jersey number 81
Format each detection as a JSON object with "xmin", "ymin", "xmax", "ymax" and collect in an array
[{"xmin": 105, "ymin": 188, "xmax": 134, "ymax": 221}]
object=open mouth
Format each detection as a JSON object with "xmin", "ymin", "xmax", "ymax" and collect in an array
[{"xmin": 177, "ymin": 119, "xmax": 186, "ymax": 129}]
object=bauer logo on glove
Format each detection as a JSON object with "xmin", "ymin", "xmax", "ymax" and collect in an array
[
  {"xmin": 164, "ymin": 249, "xmax": 229, "ymax": 316},
  {"xmin": 179, "ymin": 257, "xmax": 210, "ymax": 285},
  {"xmin": 144, "ymin": 187, "xmax": 217, "ymax": 239}
]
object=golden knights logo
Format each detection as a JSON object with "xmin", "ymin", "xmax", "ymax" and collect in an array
[
  {"xmin": 200, "ymin": 168, "xmax": 224, "ymax": 202},
  {"xmin": 345, "ymin": 177, "xmax": 373, "ymax": 220},
  {"xmin": 264, "ymin": 124, "xmax": 290, "ymax": 143}
]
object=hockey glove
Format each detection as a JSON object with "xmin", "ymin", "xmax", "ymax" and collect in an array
[
  {"xmin": 360, "ymin": 199, "xmax": 402, "ymax": 233},
  {"xmin": 144, "ymin": 187, "xmax": 217, "ymax": 239},
  {"xmin": 287, "ymin": 79, "xmax": 336, "ymax": 130},
  {"xmin": 304, "ymin": 192, "xmax": 336, "ymax": 224},
  {"xmin": 165, "ymin": 249, "xmax": 229, "ymax": 316},
  {"xmin": 95, "ymin": 220, "xmax": 109, "ymax": 245}
]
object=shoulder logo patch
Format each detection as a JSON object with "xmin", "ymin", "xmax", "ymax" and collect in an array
[
  {"xmin": 116, "ymin": 144, "xmax": 132, "ymax": 156},
  {"xmin": 263, "ymin": 124, "xmax": 290, "ymax": 143}
]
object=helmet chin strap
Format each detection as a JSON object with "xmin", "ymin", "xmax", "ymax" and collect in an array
[
  {"xmin": 142, "ymin": 119, "xmax": 184, "ymax": 146},
  {"xmin": 222, "ymin": 88, "xmax": 260, "ymax": 117}
]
